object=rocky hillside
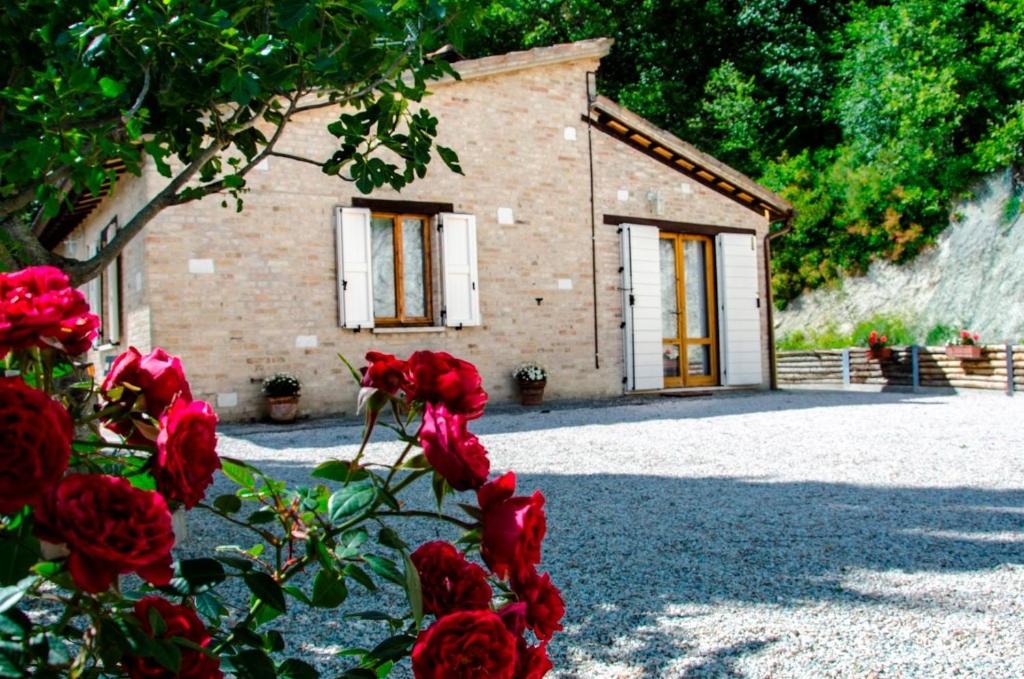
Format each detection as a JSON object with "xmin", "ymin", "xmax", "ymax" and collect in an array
[{"xmin": 776, "ymin": 171, "xmax": 1024, "ymax": 344}]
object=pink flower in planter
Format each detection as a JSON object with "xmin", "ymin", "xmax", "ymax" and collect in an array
[{"xmin": 419, "ymin": 403, "xmax": 490, "ymax": 491}]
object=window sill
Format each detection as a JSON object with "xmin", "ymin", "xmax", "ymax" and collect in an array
[
  {"xmin": 372, "ymin": 326, "xmax": 446, "ymax": 335},
  {"xmin": 94, "ymin": 342, "xmax": 121, "ymax": 352}
]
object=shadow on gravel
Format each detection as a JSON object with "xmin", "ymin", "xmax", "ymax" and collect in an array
[
  {"xmin": 524, "ymin": 473, "xmax": 1024, "ymax": 675},
  {"xmin": 222, "ymin": 389, "xmax": 943, "ymax": 449}
]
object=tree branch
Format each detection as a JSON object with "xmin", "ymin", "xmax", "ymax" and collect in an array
[
  {"xmin": 293, "ymin": 43, "xmax": 417, "ymax": 115},
  {"xmin": 0, "ymin": 166, "xmax": 74, "ymax": 219},
  {"xmin": 267, "ymin": 151, "xmax": 323, "ymax": 167}
]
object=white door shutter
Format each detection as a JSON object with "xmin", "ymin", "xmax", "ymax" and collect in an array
[
  {"xmin": 439, "ymin": 213, "xmax": 481, "ymax": 327},
  {"xmin": 620, "ymin": 224, "xmax": 664, "ymax": 391},
  {"xmin": 336, "ymin": 207, "xmax": 374, "ymax": 329},
  {"xmin": 716, "ymin": 233, "xmax": 763, "ymax": 386}
]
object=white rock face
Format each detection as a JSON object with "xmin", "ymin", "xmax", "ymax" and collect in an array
[{"xmin": 777, "ymin": 170, "xmax": 1024, "ymax": 342}]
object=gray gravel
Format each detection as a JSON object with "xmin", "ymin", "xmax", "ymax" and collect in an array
[{"xmin": 189, "ymin": 388, "xmax": 1024, "ymax": 678}]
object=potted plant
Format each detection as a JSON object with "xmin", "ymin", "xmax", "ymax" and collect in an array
[
  {"xmin": 513, "ymin": 362, "xmax": 547, "ymax": 406},
  {"xmin": 263, "ymin": 372, "xmax": 301, "ymax": 422},
  {"xmin": 865, "ymin": 330, "xmax": 892, "ymax": 361},
  {"xmin": 946, "ymin": 330, "xmax": 983, "ymax": 360}
]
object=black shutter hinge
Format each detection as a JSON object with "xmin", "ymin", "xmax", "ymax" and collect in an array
[
  {"xmin": 629, "ymin": 294, "xmax": 635, "ymax": 306},
  {"xmin": 620, "ymin": 321, "xmax": 626, "ymax": 329},
  {"xmin": 621, "ymin": 376, "xmax": 628, "ymax": 385},
  {"xmin": 342, "ymin": 280, "xmax": 348, "ymax": 290}
]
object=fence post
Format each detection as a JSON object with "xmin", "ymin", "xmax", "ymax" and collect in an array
[
  {"xmin": 1008, "ymin": 343, "xmax": 1015, "ymax": 397},
  {"xmin": 911, "ymin": 345, "xmax": 920, "ymax": 392},
  {"xmin": 842, "ymin": 348, "xmax": 851, "ymax": 387}
]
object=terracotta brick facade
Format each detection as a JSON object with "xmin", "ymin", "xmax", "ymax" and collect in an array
[{"xmin": 72, "ymin": 42, "xmax": 774, "ymax": 420}]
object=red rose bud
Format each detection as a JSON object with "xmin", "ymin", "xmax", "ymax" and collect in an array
[
  {"xmin": 412, "ymin": 610, "xmax": 518, "ymax": 679},
  {"xmin": 155, "ymin": 399, "xmax": 220, "ymax": 509},
  {"xmin": 880, "ymin": 335, "xmax": 888, "ymax": 344},
  {"xmin": 0, "ymin": 377, "xmax": 72, "ymax": 515},
  {"xmin": 124, "ymin": 597, "xmax": 223, "ymax": 679},
  {"xmin": 405, "ymin": 350, "xmax": 488, "ymax": 419},
  {"xmin": 513, "ymin": 570, "xmax": 565, "ymax": 641},
  {"xmin": 478, "ymin": 472, "xmax": 547, "ymax": 581},
  {"xmin": 419, "ymin": 403, "xmax": 490, "ymax": 491},
  {"xmin": 411, "ymin": 541, "xmax": 493, "ymax": 616},
  {"xmin": 102, "ymin": 347, "xmax": 193, "ymax": 429},
  {"xmin": 35, "ymin": 474, "xmax": 175, "ymax": 593},
  {"xmin": 0, "ymin": 266, "xmax": 98, "ymax": 356},
  {"xmin": 362, "ymin": 351, "xmax": 408, "ymax": 394}
]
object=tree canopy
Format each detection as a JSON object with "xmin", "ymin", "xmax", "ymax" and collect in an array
[
  {"xmin": 466, "ymin": 0, "xmax": 1024, "ymax": 305},
  {"xmin": 0, "ymin": 0, "xmax": 476, "ymax": 284}
]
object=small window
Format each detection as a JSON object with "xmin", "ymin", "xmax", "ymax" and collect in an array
[
  {"xmin": 98, "ymin": 220, "xmax": 123, "ymax": 345},
  {"xmin": 370, "ymin": 213, "xmax": 432, "ymax": 325}
]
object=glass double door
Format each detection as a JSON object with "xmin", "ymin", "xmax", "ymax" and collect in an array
[{"xmin": 659, "ymin": 233, "xmax": 718, "ymax": 387}]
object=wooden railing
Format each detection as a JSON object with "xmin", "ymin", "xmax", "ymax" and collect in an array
[{"xmin": 777, "ymin": 345, "xmax": 1023, "ymax": 394}]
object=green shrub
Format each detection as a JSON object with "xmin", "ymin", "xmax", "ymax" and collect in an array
[{"xmin": 925, "ymin": 323, "xmax": 958, "ymax": 346}]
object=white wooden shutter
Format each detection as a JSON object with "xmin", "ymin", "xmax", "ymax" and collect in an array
[
  {"xmin": 336, "ymin": 207, "xmax": 375, "ymax": 329},
  {"xmin": 716, "ymin": 233, "xmax": 763, "ymax": 386},
  {"xmin": 620, "ymin": 224, "xmax": 664, "ymax": 391},
  {"xmin": 439, "ymin": 213, "xmax": 480, "ymax": 327}
]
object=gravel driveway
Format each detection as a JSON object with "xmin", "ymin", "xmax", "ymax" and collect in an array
[{"xmin": 194, "ymin": 388, "xmax": 1024, "ymax": 678}]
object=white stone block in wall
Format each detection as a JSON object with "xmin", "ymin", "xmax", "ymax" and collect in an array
[
  {"xmin": 497, "ymin": 207, "xmax": 515, "ymax": 225},
  {"xmin": 563, "ymin": 126, "xmax": 577, "ymax": 141},
  {"xmin": 188, "ymin": 258, "xmax": 215, "ymax": 274},
  {"xmin": 681, "ymin": 183, "xmax": 693, "ymax": 195},
  {"xmin": 557, "ymin": 278, "xmax": 573, "ymax": 290},
  {"xmin": 256, "ymin": 158, "xmax": 270, "ymax": 171},
  {"xmin": 217, "ymin": 392, "xmax": 238, "ymax": 408},
  {"xmin": 295, "ymin": 335, "xmax": 318, "ymax": 348},
  {"xmin": 617, "ymin": 189, "xmax": 629, "ymax": 202}
]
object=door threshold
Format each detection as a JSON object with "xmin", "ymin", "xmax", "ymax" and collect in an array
[{"xmin": 626, "ymin": 385, "xmax": 761, "ymax": 398}]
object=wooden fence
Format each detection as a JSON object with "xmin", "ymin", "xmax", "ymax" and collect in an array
[{"xmin": 777, "ymin": 345, "xmax": 1023, "ymax": 394}]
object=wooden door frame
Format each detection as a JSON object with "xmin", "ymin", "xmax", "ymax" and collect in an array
[{"xmin": 660, "ymin": 232, "xmax": 719, "ymax": 387}]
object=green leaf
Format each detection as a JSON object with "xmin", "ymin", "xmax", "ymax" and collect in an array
[
  {"xmin": 221, "ymin": 458, "xmax": 256, "ymax": 488},
  {"xmin": 327, "ymin": 480, "xmax": 376, "ymax": 525},
  {"xmin": 0, "ymin": 576, "xmax": 37, "ymax": 615},
  {"xmin": 248, "ymin": 507, "xmax": 277, "ymax": 524},
  {"xmin": 312, "ymin": 460, "xmax": 357, "ymax": 483},
  {"xmin": 243, "ymin": 573, "xmax": 285, "ymax": 613},
  {"xmin": 436, "ymin": 145, "xmax": 463, "ymax": 174},
  {"xmin": 377, "ymin": 527, "xmax": 406, "ymax": 551},
  {"xmin": 342, "ymin": 565, "xmax": 376, "ymax": 592},
  {"xmin": 279, "ymin": 658, "xmax": 320, "ymax": 679},
  {"xmin": 231, "ymin": 648, "xmax": 277, "ymax": 679},
  {"xmin": 362, "ymin": 556, "xmax": 403, "ymax": 586},
  {"xmin": 98, "ymin": 77, "xmax": 126, "ymax": 98},
  {"xmin": 403, "ymin": 552, "xmax": 423, "ymax": 629},
  {"xmin": 457, "ymin": 503, "xmax": 483, "ymax": 521},
  {"xmin": 337, "ymin": 353, "xmax": 363, "ymax": 385},
  {"xmin": 311, "ymin": 570, "xmax": 348, "ymax": 608},
  {"xmin": 213, "ymin": 494, "xmax": 242, "ymax": 514},
  {"xmin": 362, "ymin": 634, "xmax": 415, "ymax": 666},
  {"xmin": 170, "ymin": 558, "xmax": 226, "ymax": 595}
]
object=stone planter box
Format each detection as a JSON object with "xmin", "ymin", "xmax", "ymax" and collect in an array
[{"xmin": 946, "ymin": 344, "xmax": 983, "ymax": 360}]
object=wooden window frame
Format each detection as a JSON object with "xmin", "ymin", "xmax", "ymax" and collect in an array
[
  {"xmin": 660, "ymin": 232, "xmax": 719, "ymax": 388},
  {"xmin": 371, "ymin": 212, "xmax": 433, "ymax": 327}
]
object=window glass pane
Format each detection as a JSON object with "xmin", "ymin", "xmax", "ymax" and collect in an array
[
  {"xmin": 371, "ymin": 217, "xmax": 396, "ymax": 318},
  {"xmin": 402, "ymin": 218, "xmax": 426, "ymax": 317},
  {"xmin": 687, "ymin": 344, "xmax": 711, "ymax": 377},
  {"xmin": 663, "ymin": 343, "xmax": 681, "ymax": 378},
  {"xmin": 684, "ymin": 240, "xmax": 708, "ymax": 338},
  {"xmin": 659, "ymin": 239, "xmax": 678, "ymax": 339}
]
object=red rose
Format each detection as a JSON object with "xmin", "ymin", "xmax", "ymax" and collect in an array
[
  {"xmin": 35, "ymin": 474, "xmax": 175, "ymax": 593},
  {"xmin": 362, "ymin": 351, "xmax": 408, "ymax": 394},
  {"xmin": 0, "ymin": 266, "xmax": 98, "ymax": 355},
  {"xmin": 102, "ymin": 347, "xmax": 193, "ymax": 437},
  {"xmin": 405, "ymin": 351, "xmax": 488, "ymax": 419},
  {"xmin": 419, "ymin": 403, "xmax": 490, "ymax": 491},
  {"xmin": 155, "ymin": 399, "xmax": 220, "ymax": 509},
  {"xmin": 411, "ymin": 541, "xmax": 492, "ymax": 616},
  {"xmin": 514, "ymin": 640, "xmax": 553, "ymax": 679},
  {"xmin": 123, "ymin": 597, "xmax": 223, "ymax": 679},
  {"xmin": 513, "ymin": 570, "xmax": 565, "ymax": 641},
  {"xmin": 411, "ymin": 610, "xmax": 517, "ymax": 679},
  {"xmin": 478, "ymin": 472, "xmax": 547, "ymax": 581},
  {"xmin": 0, "ymin": 377, "xmax": 72, "ymax": 514}
]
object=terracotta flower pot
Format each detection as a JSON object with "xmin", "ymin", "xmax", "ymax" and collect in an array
[
  {"xmin": 946, "ymin": 344, "xmax": 983, "ymax": 360},
  {"xmin": 517, "ymin": 378, "xmax": 547, "ymax": 406},
  {"xmin": 267, "ymin": 395, "xmax": 300, "ymax": 423},
  {"xmin": 866, "ymin": 347, "xmax": 893, "ymax": 361}
]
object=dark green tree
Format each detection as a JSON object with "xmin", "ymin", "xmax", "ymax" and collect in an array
[{"xmin": 0, "ymin": 0, "xmax": 477, "ymax": 284}]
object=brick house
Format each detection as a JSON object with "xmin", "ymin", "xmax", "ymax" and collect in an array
[{"xmin": 53, "ymin": 38, "xmax": 792, "ymax": 420}]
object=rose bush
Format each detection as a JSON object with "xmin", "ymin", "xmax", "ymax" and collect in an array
[{"xmin": 0, "ymin": 265, "xmax": 563, "ymax": 677}]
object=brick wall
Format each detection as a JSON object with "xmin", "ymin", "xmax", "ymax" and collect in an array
[{"xmin": 73, "ymin": 54, "xmax": 771, "ymax": 420}]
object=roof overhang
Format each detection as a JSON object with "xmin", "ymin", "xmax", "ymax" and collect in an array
[
  {"xmin": 38, "ymin": 159, "xmax": 129, "ymax": 249},
  {"xmin": 588, "ymin": 96, "xmax": 792, "ymax": 220}
]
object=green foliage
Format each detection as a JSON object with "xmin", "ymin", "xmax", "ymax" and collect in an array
[
  {"xmin": 925, "ymin": 323, "xmax": 959, "ymax": 346},
  {"xmin": 777, "ymin": 314, "xmax": 916, "ymax": 349},
  {"xmin": 470, "ymin": 0, "xmax": 1024, "ymax": 305},
  {"xmin": 0, "ymin": 0, "xmax": 481, "ymax": 278}
]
